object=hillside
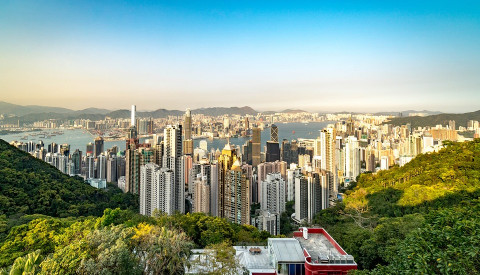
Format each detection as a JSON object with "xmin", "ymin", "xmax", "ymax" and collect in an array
[
  {"xmin": 0, "ymin": 141, "xmax": 272, "ymax": 272},
  {"xmin": 0, "ymin": 139, "xmax": 138, "ymax": 218},
  {"xmin": 384, "ymin": 110, "xmax": 480, "ymax": 128},
  {"xmin": 314, "ymin": 139, "xmax": 480, "ymax": 273}
]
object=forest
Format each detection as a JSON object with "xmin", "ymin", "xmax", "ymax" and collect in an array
[
  {"xmin": 0, "ymin": 140, "xmax": 271, "ymax": 274},
  {"xmin": 313, "ymin": 139, "xmax": 480, "ymax": 274}
]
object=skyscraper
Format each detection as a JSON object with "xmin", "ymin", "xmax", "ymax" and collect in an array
[
  {"xmin": 320, "ymin": 127, "xmax": 337, "ymax": 204},
  {"xmin": 183, "ymin": 109, "xmax": 193, "ymax": 155},
  {"xmin": 140, "ymin": 163, "xmax": 175, "ymax": 216},
  {"xmin": 94, "ymin": 137, "xmax": 104, "ymax": 158},
  {"xmin": 271, "ymin": 124, "xmax": 278, "ymax": 143},
  {"xmin": 217, "ymin": 143, "xmax": 250, "ymax": 224},
  {"xmin": 163, "ymin": 124, "xmax": 185, "ymax": 214},
  {"xmin": 252, "ymin": 127, "xmax": 261, "ymax": 167}
]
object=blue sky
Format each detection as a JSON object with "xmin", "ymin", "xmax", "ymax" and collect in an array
[{"xmin": 1, "ymin": 1, "xmax": 479, "ymax": 112}]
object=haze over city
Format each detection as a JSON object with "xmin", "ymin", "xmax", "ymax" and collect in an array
[{"xmin": 1, "ymin": 1, "xmax": 479, "ymax": 112}]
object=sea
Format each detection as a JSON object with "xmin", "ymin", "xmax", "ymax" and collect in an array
[{"xmin": 0, "ymin": 121, "xmax": 334, "ymax": 153}]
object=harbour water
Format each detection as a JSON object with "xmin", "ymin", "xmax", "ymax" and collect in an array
[{"xmin": 0, "ymin": 121, "xmax": 334, "ymax": 153}]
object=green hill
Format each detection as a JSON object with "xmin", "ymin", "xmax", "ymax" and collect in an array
[
  {"xmin": 384, "ymin": 110, "xmax": 480, "ymax": 128},
  {"xmin": 0, "ymin": 139, "xmax": 138, "ymax": 218},
  {"xmin": 0, "ymin": 140, "xmax": 272, "ymax": 272},
  {"xmin": 314, "ymin": 139, "xmax": 480, "ymax": 273}
]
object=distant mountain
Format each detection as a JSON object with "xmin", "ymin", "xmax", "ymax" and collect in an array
[
  {"xmin": 374, "ymin": 110, "xmax": 443, "ymax": 116},
  {"xmin": 193, "ymin": 106, "xmax": 257, "ymax": 116},
  {"xmin": 0, "ymin": 102, "xmax": 261, "ymax": 124},
  {"xmin": 280, "ymin": 109, "xmax": 308, "ymax": 114},
  {"xmin": 73, "ymin": 108, "xmax": 111, "ymax": 115},
  {"xmin": 0, "ymin": 101, "xmax": 73, "ymax": 116},
  {"xmin": 385, "ymin": 110, "xmax": 480, "ymax": 128}
]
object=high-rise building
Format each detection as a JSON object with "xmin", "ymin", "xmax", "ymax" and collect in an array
[
  {"xmin": 125, "ymin": 145, "xmax": 141, "ymax": 193},
  {"xmin": 183, "ymin": 109, "xmax": 194, "ymax": 155},
  {"xmin": 94, "ymin": 137, "xmax": 104, "ymax": 158},
  {"xmin": 96, "ymin": 154, "xmax": 107, "ymax": 179},
  {"xmin": 163, "ymin": 124, "xmax": 185, "ymax": 214},
  {"xmin": 86, "ymin": 156, "xmax": 95, "ymax": 179},
  {"xmin": 193, "ymin": 175, "xmax": 210, "ymax": 214},
  {"xmin": 320, "ymin": 127, "xmax": 337, "ymax": 204},
  {"xmin": 344, "ymin": 136, "xmax": 360, "ymax": 182},
  {"xmin": 140, "ymin": 163, "xmax": 176, "ymax": 216},
  {"xmin": 295, "ymin": 172, "xmax": 328, "ymax": 223},
  {"xmin": 107, "ymin": 156, "xmax": 118, "ymax": 183},
  {"xmin": 71, "ymin": 149, "xmax": 82, "ymax": 175},
  {"xmin": 252, "ymin": 127, "xmax": 261, "ymax": 167},
  {"xmin": 271, "ymin": 124, "xmax": 278, "ymax": 143},
  {"xmin": 261, "ymin": 173, "xmax": 285, "ymax": 214},
  {"xmin": 217, "ymin": 143, "xmax": 250, "ymax": 224},
  {"xmin": 266, "ymin": 141, "xmax": 280, "ymax": 162},
  {"xmin": 86, "ymin": 142, "xmax": 94, "ymax": 156}
]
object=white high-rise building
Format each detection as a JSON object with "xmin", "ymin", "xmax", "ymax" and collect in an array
[
  {"xmin": 287, "ymin": 165, "xmax": 301, "ymax": 201},
  {"xmin": 162, "ymin": 124, "xmax": 185, "ymax": 214},
  {"xmin": 261, "ymin": 173, "xmax": 286, "ymax": 214},
  {"xmin": 140, "ymin": 163, "xmax": 176, "ymax": 216},
  {"xmin": 344, "ymin": 136, "xmax": 360, "ymax": 183},
  {"xmin": 320, "ymin": 127, "xmax": 337, "ymax": 204},
  {"xmin": 131, "ymin": 105, "xmax": 136, "ymax": 127}
]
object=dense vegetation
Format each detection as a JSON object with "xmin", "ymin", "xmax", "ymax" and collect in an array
[
  {"xmin": 0, "ymin": 140, "xmax": 271, "ymax": 273},
  {"xmin": 0, "ymin": 139, "xmax": 138, "ymax": 218},
  {"xmin": 314, "ymin": 139, "xmax": 480, "ymax": 273},
  {"xmin": 384, "ymin": 109, "xmax": 480, "ymax": 128}
]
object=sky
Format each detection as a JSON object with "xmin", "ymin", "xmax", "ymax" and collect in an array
[{"xmin": 1, "ymin": 1, "xmax": 479, "ymax": 113}]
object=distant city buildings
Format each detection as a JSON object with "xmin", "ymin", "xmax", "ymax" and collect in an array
[{"xmin": 8, "ymin": 105, "xmax": 470, "ymax": 233}]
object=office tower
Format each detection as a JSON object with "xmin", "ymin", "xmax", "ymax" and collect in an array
[
  {"xmin": 96, "ymin": 154, "xmax": 107, "ymax": 179},
  {"xmin": 320, "ymin": 127, "xmax": 337, "ymax": 204},
  {"xmin": 271, "ymin": 124, "xmax": 278, "ymax": 143},
  {"xmin": 71, "ymin": 149, "xmax": 82, "ymax": 175},
  {"xmin": 346, "ymin": 117, "xmax": 355, "ymax": 136},
  {"xmin": 261, "ymin": 173, "xmax": 285, "ymax": 214},
  {"xmin": 67, "ymin": 160, "xmax": 75, "ymax": 176},
  {"xmin": 163, "ymin": 124, "xmax": 185, "ymax": 214},
  {"xmin": 86, "ymin": 142, "xmax": 94, "ymax": 156},
  {"xmin": 266, "ymin": 141, "xmax": 280, "ymax": 162},
  {"xmin": 107, "ymin": 156, "xmax": 117, "ymax": 183},
  {"xmin": 94, "ymin": 137, "xmax": 104, "ymax": 158},
  {"xmin": 87, "ymin": 156, "xmax": 95, "ymax": 179},
  {"xmin": 252, "ymin": 127, "xmax": 261, "ymax": 167},
  {"xmin": 193, "ymin": 175, "xmax": 210, "ymax": 214},
  {"xmin": 345, "ymin": 136, "xmax": 360, "ymax": 182}
]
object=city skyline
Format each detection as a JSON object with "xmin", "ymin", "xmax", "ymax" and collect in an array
[{"xmin": 1, "ymin": 1, "xmax": 479, "ymax": 112}]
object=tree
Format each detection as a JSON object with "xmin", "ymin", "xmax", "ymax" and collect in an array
[
  {"xmin": 132, "ymin": 223, "xmax": 193, "ymax": 274},
  {"xmin": 190, "ymin": 241, "xmax": 246, "ymax": 275}
]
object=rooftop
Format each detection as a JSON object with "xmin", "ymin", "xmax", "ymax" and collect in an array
[
  {"xmin": 234, "ymin": 246, "xmax": 275, "ymax": 273},
  {"xmin": 268, "ymin": 238, "xmax": 305, "ymax": 263},
  {"xmin": 294, "ymin": 228, "xmax": 356, "ymax": 265}
]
